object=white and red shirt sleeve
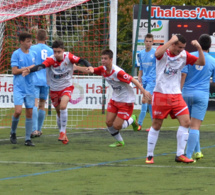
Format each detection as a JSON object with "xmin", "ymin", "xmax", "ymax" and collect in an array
[
  {"xmin": 185, "ymin": 51, "xmax": 198, "ymax": 65},
  {"xmin": 68, "ymin": 53, "xmax": 80, "ymax": 63},
  {"xmin": 116, "ymin": 70, "xmax": 133, "ymax": 84}
]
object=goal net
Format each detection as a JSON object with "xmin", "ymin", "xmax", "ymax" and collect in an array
[{"xmin": 0, "ymin": 0, "xmax": 112, "ymax": 130}]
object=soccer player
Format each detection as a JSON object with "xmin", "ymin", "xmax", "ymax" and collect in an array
[
  {"xmin": 30, "ymin": 29, "xmax": 53, "ymax": 138},
  {"xmin": 137, "ymin": 33, "xmax": 156, "ymax": 131},
  {"xmin": 75, "ymin": 49, "xmax": 152, "ymax": 147},
  {"xmin": 181, "ymin": 34, "xmax": 215, "ymax": 161},
  {"xmin": 22, "ymin": 40, "xmax": 91, "ymax": 145},
  {"xmin": 145, "ymin": 34, "xmax": 205, "ymax": 164},
  {"xmin": 10, "ymin": 32, "xmax": 36, "ymax": 146}
]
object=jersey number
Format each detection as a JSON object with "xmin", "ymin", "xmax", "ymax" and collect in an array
[{"xmin": 41, "ymin": 49, "xmax": 48, "ymax": 60}]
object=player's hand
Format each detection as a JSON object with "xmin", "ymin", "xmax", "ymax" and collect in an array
[
  {"xmin": 170, "ymin": 35, "xmax": 178, "ymax": 43},
  {"xmin": 191, "ymin": 40, "xmax": 201, "ymax": 49},
  {"xmin": 143, "ymin": 90, "xmax": 152, "ymax": 103},
  {"xmin": 22, "ymin": 68, "xmax": 30, "ymax": 77},
  {"xmin": 87, "ymin": 66, "xmax": 94, "ymax": 73}
]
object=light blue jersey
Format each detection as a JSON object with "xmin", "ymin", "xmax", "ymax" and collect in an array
[
  {"xmin": 182, "ymin": 52, "xmax": 215, "ymax": 92},
  {"xmin": 30, "ymin": 43, "xmax": 53, "ymax": 86},
  {"xmin": 11, "ymin": 48, "xmax": 36, "ymax": 95},
  {"xmin": 138, "ymin": 48, "xmax": 156, "ymax": 84},
  {"xmin": 182, "ymin": 51, "xmax": 215, "ymax": 120}
]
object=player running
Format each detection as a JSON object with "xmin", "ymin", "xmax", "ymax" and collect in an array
[
  {"xmin": 75, "ymin": 49, "xmax": 152, "ymax": 147},
  {"xmin": 22, "ymin": 40, "xmax": 91, "ymax": 144}
]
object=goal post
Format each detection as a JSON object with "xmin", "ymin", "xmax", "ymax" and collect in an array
[{"xmin": 0, "ymin": 0, "xmax": 118, "ymax": 130}]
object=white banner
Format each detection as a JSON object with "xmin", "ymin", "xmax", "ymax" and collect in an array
[{"xmin": 0, "ymin": 75, "xmax": 143, "ymax": 110}]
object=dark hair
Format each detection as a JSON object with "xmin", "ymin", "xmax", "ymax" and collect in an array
[
  {"xmin": 19, "ymin": 32, "xmax": 32, "ymax": 42},
  {"xmin": 52, "ymin": 40, "xmax": 64, "ymax": 49},
  {"xmin": 145, "ymin": 33, "xmax": 154, "ymax": 40},
  {"xmin": 176, "ymin": 34, "xmax": 186, "ymax": 44},
  {"xmin": 198, "ymin": 34, "xmax": 211, "ymax": 50},
  {"xmin": 101, "ymin": 49, "xmax": 113, "ymax": 59},
  {"xmin": 37, "ymin": 29, "xmax": 47, "ymax": 41}
]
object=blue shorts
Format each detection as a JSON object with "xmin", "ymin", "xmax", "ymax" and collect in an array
[
  {"xmin": 34, "ymin": 86, "xmax": 49, "ymax": 100},
  {"xmin": 182, "ymin": 90, "xmax": 209, "ymax": 121},
  {"xmin": 13, "ymin": 92, "xmax": 35, "ymax": 108},
  {"xmin": 143, "ymin": 81, "xmax": 155, "ymax": 95}
]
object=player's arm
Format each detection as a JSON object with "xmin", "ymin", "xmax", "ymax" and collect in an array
[
  {"xmin": 78, "ymin": 58, "xmax": 92, "ymax": 67},
  {"xmin": 155, "ymin": 35, "xmax": 178, "ymax": 58},
  {"xmin": 138, "ymin": 70, "xmax": 143, "ymax": 84},
  {"xmin": 22, "ymin": 64, "xmax": 45, "ymax": 76},
  {"xmin": 181, "ymin": 73, "xmax": 187, "ymax": 90},
  {"xmin": 191, "ymin": 40, "xmax": 205, "ymax": 66},
  {"xmin": 74, "ymin": 64, "xmax": 94, "ymax": 74},
  {"xmin": 131, "ymin": 77, "xmax": 152, "ymax": 103}
]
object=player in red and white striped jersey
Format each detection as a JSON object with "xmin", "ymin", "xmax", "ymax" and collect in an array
[
  {"xmin": 75, "ymin": 49, "xmax": 152, "ymax": 147},
  {"xmin": 23, "ymin": 40, "xmax": 91, "ymax": 145},
  {"xmin": 145, "ymin": 34, "xmax": 205, "ymax": 164}
]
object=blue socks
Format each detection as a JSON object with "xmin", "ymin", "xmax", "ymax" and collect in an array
[
  {"xmin": 25, "ymin": 118, "xmax": 33, "ymax": 141},
  {"xmin": 11, "ymin": 116, "xmax": 19, "ymax": 134},
  {"xmin": 138, "ymin": 103, "xmax": 147, "ymax": 126},
  {"xmin": 38, "ymin": 109, "xmax": 46, "ymax": 132},
  {"xmin": 186, "ymin": 129, "xmax": 199, "ymax": 159},
  {"xmin": 32, "ymin": 106, "xmax": 38, "ymax": 132}
]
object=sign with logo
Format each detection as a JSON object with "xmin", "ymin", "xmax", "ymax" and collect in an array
[{"xmin": 133, "ymin": 19, "xmax": 169, "ymax": 66}]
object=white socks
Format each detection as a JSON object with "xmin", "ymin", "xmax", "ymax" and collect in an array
[
  {"xmin": 147, "ymin": 127, "xmax": 160, "ymax": 156},
  {"xmin": 176, "ymin": 126, "xmax": 189, "ymax": 156}
]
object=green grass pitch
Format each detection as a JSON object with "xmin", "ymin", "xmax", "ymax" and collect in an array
[{"xmin": 0, "ymin": 111, "xmax": 215, "ymax": 194}]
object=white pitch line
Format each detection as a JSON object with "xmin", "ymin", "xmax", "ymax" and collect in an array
[{"xmin": 0, "ymin": 161, "xmax": 214, "ymax": 170}]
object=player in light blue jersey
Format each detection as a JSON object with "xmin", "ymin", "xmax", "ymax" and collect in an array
[
  {"xmin": 10, "ymin": 32, "xmax": 36, "ymax": 146},
  {"xmin": 181, "ymin": 34, "xmax": 215, "ymax": 160},
  {"xmin": 30, "ymin": 29, "xmax": 53, "ymax": 137},
  {"xmin": 137, "ymin": 33, "xmax": 156, "ymax": 131}
]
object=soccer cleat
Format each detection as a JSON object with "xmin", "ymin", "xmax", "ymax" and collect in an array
[
  {"xmin": 109, "ymin": 141, "xmax": 125, "ymax": 147},
  {"xmin": 37, "ymin": 131, "xmax": 43, "ymax": 137},
  {"xmin": 58, "ymin": 132, "xmax": 67, "ymax": 141},
  {"xmin": 62, "ymin": 135, "xmax": 69, "ymax": 145},
  {"xmin": 131, "ymin": 115, "xmax": 138, "ymax": 131},
  {"xmin": 145, "ymin": 128, "xmax": 150, "ymax": 132},
  {"xmin": 145, "ymin": 156, "xmax": 154, "ymax": 164},
  {"xmin": 25, "ymin": 140, "xmax": 35, "ymax": 146},
  {"xmin": 175, "ymin": 154, "xmax": 194, "ymax": 163},
  {"xmin": 10, "ymin": 133, "xmax": 17, "ymax": 144},
  {"xmin": 137, "ymin": 125, "xmax": 142, "ymax": 131},
  {"xmin": 194, "ymin": 152, "xmax": 204, "ymax": 160},
  {"xmin": 31, "ymin": 130, "xmax": 40, "ymax": 138}
]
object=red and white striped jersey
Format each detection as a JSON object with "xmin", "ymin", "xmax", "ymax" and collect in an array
[
  {"xmin": 43, "ymin": 52, "xmax": 80, "ymax": 91},
  {"xmin": 94, "ymin": 64, "xmax": 135, "ymax": 103},
  {"xmin": 154, "ymin": 49, "xmax": 198, "ymax": 94}
]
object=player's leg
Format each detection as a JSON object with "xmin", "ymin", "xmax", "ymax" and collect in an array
[
  {"xmin": 10, "ymin": 92, "xmax": 24, "ymax": 144},
  {"xmin": 32, "ymin": 86, "xmax": 39, "ymax": 137},
  {"xmin": 146, "ymin": 92, "xmax": 170, "ymax": 164},
  {"xmin": 57, "ymin": 95, "xmax": 70, "ymax": 141},
  {"xmin": 137, "ymin": 83, "xmax": 147, "ymax": 130},
  {"xmin": 186, "ymin": 118, "xmax": 202, "ymax": 159},
  {"xmin": 37, "ymin": 86, "xmax": 49, "ymax": 136},
  {"xmin": 186, "ymin": 92, "xmax": 207, "ymax": 159},
  {"xmin": 146, "ymin": 118, "xmax": 163, "ymax": 164},
  {"xmin": 24, "ymin": 94, "xmax": 35, "ymax": 146}
]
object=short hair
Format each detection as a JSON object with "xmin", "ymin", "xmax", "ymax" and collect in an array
[
  {"xmin": 145, "ymin": 33, "xmax": 154, "ymax": 40},
  {"xmin": 52, "ymin": 40, "xmax": 64, "ymax": 49},
  {"xmin": 37, "ymin": 29, "xmax": 47, "ymax": 41},
  {"xmin": 101, "ymin": 49, "xmax": 113, "ymax": 59},
  {"xmin": 19, "ymin": 32, "xmax": 32, "ymax": 42},
  {"xmin": 176, "ymin": 34, "xmax": 186, "ymax": 44},
  {"xmin": 198, "ymin": 34, "xmax": 211, "ymax": 50}
]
